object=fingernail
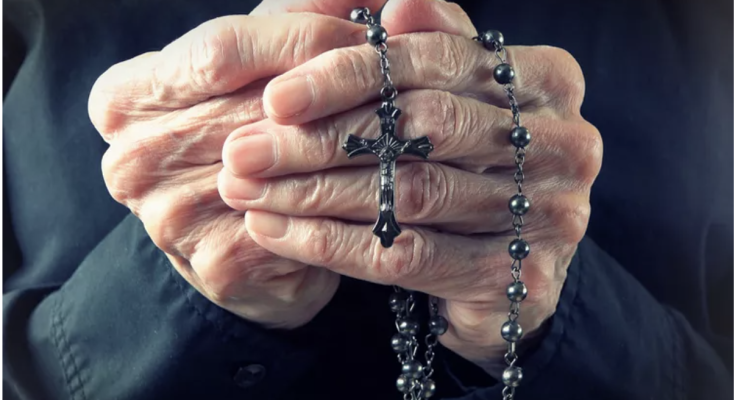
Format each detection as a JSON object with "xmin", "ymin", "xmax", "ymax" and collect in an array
[
  {"xmin": 247, "ymin": 212, "xmax": 290, "ymax": 239},
  {"xmin": 228, "ymin": 133, "xmax": 277, "ymax": 175},
  {"xmin": 226, "ymin": 178, "xmax": 265, "ymax": 200},
  {"xmin": 266, "ymin": 76, "xmax": 314, "ymax": 118}
]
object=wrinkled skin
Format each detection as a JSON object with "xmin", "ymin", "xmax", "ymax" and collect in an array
[{"xmin": 90, "ymin": 0, "xmax": 602, "ymax": 377}]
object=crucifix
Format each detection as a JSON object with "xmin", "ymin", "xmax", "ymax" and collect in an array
[{"xmin": 342, "ymin": 102, "xmax": 434, "ymax": 248}]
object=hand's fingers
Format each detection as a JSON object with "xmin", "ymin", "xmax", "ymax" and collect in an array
[
  {"xmin": 89, "ymin": 13, "xmax": 367, "ymax": 133},
  {"xmin": 131, "ymin": 166, "xmax": 332, "ymax": 327},
  {"xmin": 243, "ymin": 210, "xmax": 553, "ymax": 302},
  {"xmin": 381, "ymin": 0, "xmax": 477, "ymax": 38},
  {"xmin": 224, "ymin": 90, "xmax": 514, "ymax": 177},
  {"xmin": 128, "ymin": 165, "xmax": 298, "ymax": 287},
  {"xmin": 102, "ymin": 79, "xmax": 268, "ymax": 166},
  {"xmin": 250, "ymin": 0, "xmax": 386, "ymax": 17},
  {"xmin": 220, "ymin": 161, "xmax": 508, "ymax": 233},
  {"xmin": 263, "ymin": 31, "xmax": 585, "ymax": 125},
  {"xmin": 224, "ymin": 89, "xmax": 594, "ymax": 179},
  {"xmin": 220, "ymin": 161, "xmax": 570, "ymax": 235}
]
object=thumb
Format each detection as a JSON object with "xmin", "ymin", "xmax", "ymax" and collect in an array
[
  {"xmin": 250, "ymin": 0, "xmax": 386, "ymax": 18},
  {"xmin": 381, "ymin": 0, "xmax": 477, "ymax": 37}
]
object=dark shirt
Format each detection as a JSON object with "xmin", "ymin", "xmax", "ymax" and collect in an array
[{"xmin": 3, "ymin": 0, "xmax": 733, "ymax": 399}]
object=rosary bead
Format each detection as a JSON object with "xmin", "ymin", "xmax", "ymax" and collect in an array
[
  {"xmin": 401, "ymin": 360, "xmax": 424, "ymax": 379},
  {"xmin": 502, "ymin": 366, "xmax": 524, "ymax": 387},
  {"xmin": 389, "ymin": 291, "xmax": 408, "ymax": 313},
  {"xmin": 493, "ymin": 63, "xmax": 515, "ymax": 84},
  {"xmin": 398, "ymin": 318, "xmax": 420, "ymax": 336},
  {"xmin": 508, "ymin": 194, "xmax": 530, "ymax": 216},
  {"xmin": 366, "ymin": 25, "xmax": 388, "ymax": 46},
  {"xmin": 506, "ymin": 281, "xmax": 528, "ymax": 302},
  {"xmin": 421, "ymin": 379, "xmax": 437, "ymax": 398},
  {"xmin": 396, "ymin": 374, "xmax": 413, "ymax": 393},
  {"xmin": 391, "ymin": 333, "xmax": 410, "ymax": 353},
  {"xmin": 481, "ymin": 30, "xmax": 504, "ymax": 50},
  {"xmin": 428, "ymin": 315, "xmax": 448, "ymax": 336},
  {"xmin": 350, "ymin": 7, "xmax": 369, "ymax": 24},
  {"xmin": 510, "ymin": 127, "xmax": 531, "ymax": 148},
  {"xmin": 501, "ymin": 320, "xmax": 524, "ymax": 342},
  {"xmin": 508, "ymin": 238, "xmax": 530, "ymax": 260}
]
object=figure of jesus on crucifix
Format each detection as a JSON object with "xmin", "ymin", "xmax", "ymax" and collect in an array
[{"xmin": 342, "ymin": 102, "xmax": 434, "ymax": 248}]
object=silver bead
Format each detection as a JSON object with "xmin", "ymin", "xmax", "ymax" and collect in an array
[
  {"xmin": 396, "ymin": 374, "xmax": 413, "ymax": 393},
  {"xmin": 506, "ymin": 281, "xmax": 528, "ymax": 302},
  {"xmin": 398, "ymin": 318, "xmax": 419, "ymax": 336},
  {"xmin": 510, "ymin": 127, "xmax": 531, "ymax": 148},
  {"xmin": 401, "ymin": 359, "xmax": 424, "ymax": 379},
  {"xmin": 508, "ymin": 238, "xmax": 530, "ymax": 260},
  {"xmin": 502, "ymin": 366, "xmax": 523, "ymax": 387},
  {"xmin": 493, "ymin": 63, "xmax": 515, "ymax": 84},
  {"xmin": 421, "ymin": 379, "xmax": 437, "ymax": 398},
  {"xmin": 428, "ymin": 315, "xmax": 448, "ymax": 335},
  {"xmin": 389, "ymin": 291, "xmax": 408, "ymax": 313},
  {"xmin": 366, "ymin": 25, "xmax": 388, "ymax": 46},
  {"xmin": 481, "ymin": 30, "xmax": 504, "ymax": 50},
  {"xmin": 508, "ymin": 194, "xmax": 530, "ymax": 216},
  {"xmin": 349, "ymin": 7, "xmax": 369, "ymax": 24},
  {"xmin": 391, "ymin": 333, "xmax": 410, "ymax": 353},
  {"xmin": 501, "ymin": 320, "xmax": 523, "ymax": 342}
]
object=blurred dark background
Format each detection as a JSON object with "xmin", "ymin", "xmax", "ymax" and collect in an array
[{"xmin": 3, "ymin": 0, "xmax": 733, "ymax": 374}]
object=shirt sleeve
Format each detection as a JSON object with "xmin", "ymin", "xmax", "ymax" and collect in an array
[
  {"xmin": 3, "ymin": 214, "xmax": 350, "ymax": 400},
  {"xmin": 439, "ymin": 236, "xmax": 733, "ymax": 400}
]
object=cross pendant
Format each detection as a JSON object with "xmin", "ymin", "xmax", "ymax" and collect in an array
[{"xmin": 342, "ymin": 103, "xmax": 434, "ymax": 248}]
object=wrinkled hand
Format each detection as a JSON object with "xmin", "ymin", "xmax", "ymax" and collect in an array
[
  {"xmin": 218, "ymin": 0, "xmax": 603, "ymax": 374},
  {"xmin": 89, "ymin": 0, "xmax": 390, "ymax": 329}
]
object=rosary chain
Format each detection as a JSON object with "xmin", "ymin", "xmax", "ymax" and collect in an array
[
  {"xmin": 352, "ymin": 8, "xmax": 446, "ymax": 399},
  {"xmin": 351, "ymin": 9, "xmax": 534, "ymax": 400},
  {"xmin": 389, "ymin": 287, "xmax": 444, "ymax": 399},
  {"xmin": 475, "ymin": 30, "xmax": 532, "ymax": 400},
  {"xmin": 361, "ymin": 9, "xmax": 398, "ymax": 106}
]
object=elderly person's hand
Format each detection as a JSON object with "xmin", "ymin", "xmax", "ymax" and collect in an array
[
  {"xmin": 89, "ymin": 1, "xmax": 396, "ymax": 329},
  {"xmin": 219, "ymin": 0, "xmax": 603, "ymax": 375},
  {"xmin": 88, "ymin": 0, "xmax": 469, "ymax": 330}
]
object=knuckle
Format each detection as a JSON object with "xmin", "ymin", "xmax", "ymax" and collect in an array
[
  {"xmin": 417, "ymin": 91, "xmax": 462, "ymax": 152},
  {"xmin": 371, "ymin": 230, "xmax": 431, "ymax": 283},
  {"xmin": 323, "ymin": 45, "xmax": 374, "ymax": 96},
  {"xmin": 523, "ymin": 266, "xmax": 555, "ymax": 306},
  {"xmin": 538, "ymin": 46, "xmax": 586, "ymax": 112},
  {"xmin": 568, "ymin": 122, "xmax": 604, "ymax": 187},
  {"xmin": 100, "ymin": 148, "xmax": 129, "ymax": 205},
  {"xmin": 195, "ymin": 242, "xmax": 277, "ymax": 303},
  {"xmin": 280, "ymin": 18, "xmax": 316, "ymax": 65},
  {"xmin": 139, "ymin": 192, "xmax": 193, "ymax": 256},
  {"xmin": 306, "ymin": 118, "xmax": 340, "ymax": 166},
  {"xmin": 187, "ymin": 20, "xmax": 237, "ymax": 91},
  {"xmin": 281, "ymin": 14, "xmax": 351, "ymax": 65},
  {"xmin": 547, "ymin": 193, "xmax": 591, "ymax": 244},
  {"xmin": 416, "ymin": 33, "xmax": 468, "ymax": 88},
  {"xmin": 100, "ymin": 141, "xmax": 152, "ymax": 208},
  {"xmin": 306, "ymin": 218, "xmax": 342, "ymax": 267},
  {"xmin": 399, "ymin": 162, "xmax": 448, "ymax": 221},
  {"xmin": 296, "ymin": 172, "xmax": 331, "ymax": 213},
  {"xmin": 88, "ymin": 63, "xmax": 135, "ymax": 139},
  {"xmin": 195, "ymin": 258, "xmax": 234, "ymax": 304}
]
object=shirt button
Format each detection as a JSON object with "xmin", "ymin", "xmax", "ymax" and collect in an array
[{"xmin": 233, "ymin": 364, "xmax": 267, "ymax": 388}]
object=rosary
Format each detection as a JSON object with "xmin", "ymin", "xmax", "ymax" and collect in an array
[{"xmin": 343, "ymin": 8, "xmax": 532, "ymax": 400}]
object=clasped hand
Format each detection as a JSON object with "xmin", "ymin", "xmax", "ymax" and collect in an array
[{"xmin": 90, "ymin": 0, "xmax": 602, "ymax": 376}]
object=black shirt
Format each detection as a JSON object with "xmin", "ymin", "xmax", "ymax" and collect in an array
[{"xmin": 4, "ymin": 0, "xmax": 733, "ymax": 399}]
